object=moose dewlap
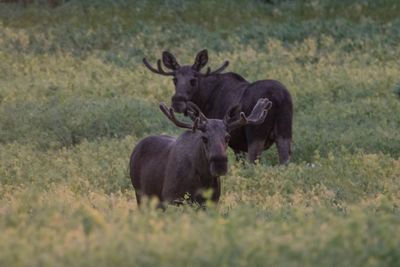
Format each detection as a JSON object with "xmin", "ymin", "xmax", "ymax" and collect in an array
[{"xmin": 130, "ymin": 98, "xmax": 272, "ymax": 207}]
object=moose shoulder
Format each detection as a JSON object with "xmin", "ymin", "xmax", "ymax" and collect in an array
[
  {"xmin": 130, "ymin": 98, "xmax": 272, "ymax": 207},
  {"xmin": 143, "ymin": 49, "xmax": 293, "ymax": 165}
]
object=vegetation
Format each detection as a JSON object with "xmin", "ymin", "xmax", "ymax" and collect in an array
[{"xmin": 1, "ymin": 0, "xmax": 399, "ymax": 266}]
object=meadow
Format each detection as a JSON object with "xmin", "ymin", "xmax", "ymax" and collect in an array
[{"xmin": 1, "ymin": 0, "xmax": 400, "ymax": 266}]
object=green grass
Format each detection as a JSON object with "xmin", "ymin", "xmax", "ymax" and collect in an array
[{"xmin": 1, "ymin": 0, "xmax": 400, "ymax": 266}]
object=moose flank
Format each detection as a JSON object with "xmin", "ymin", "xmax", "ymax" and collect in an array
[
  {"xmin": 130, "ymin": 98, "xmax": 272, "ymax": 207},
  {"xmin": 143, "ymin": 50, "xmax": 293, "ymax": 165}
]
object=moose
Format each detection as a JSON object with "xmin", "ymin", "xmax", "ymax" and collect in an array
[
  {"xmin": 130, "ymin": 98, "xmax": 272, "ymax": 206},
  {"xmin": 143, "ymin": 50, "xmax": 293, "ymax": 165}
]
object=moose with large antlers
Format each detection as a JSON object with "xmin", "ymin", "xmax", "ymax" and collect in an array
[
  {"xmin": 130, "ymin": 98, "xmax": 272, "ymax": 206},
  {"xmin": 143, "ymin": 50, "xmax": 293, "ymax": 165}
]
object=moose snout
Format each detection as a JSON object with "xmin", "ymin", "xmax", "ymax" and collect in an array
[
  {"xmin": 209, "ymin": 155, "xmax": 228, "ymax": 177},
  {"xmin": 171, "ymin": 94, "xmax": 188, "ymax": 114}
]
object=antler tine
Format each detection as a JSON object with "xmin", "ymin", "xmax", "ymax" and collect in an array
[
  {"xmin": 157, "ymin": 59, "xmax": 175, "ymax": 75},
  {"xmin": 245, "ymin": 98, "xmax": 272, "ymax": 125},
  {"xmin": 200, "ymin": 61, "xmax": 229, "ymax": 77},
  {"xmin": 204, "ymin": 66, "xmax": 211, "ymax": 76},
  {"xmin": 159, "ymin": 103, "xmax": 196, "ymax": 131},
  {"xmin": 226, "ymin": 112, "xmax": 247, "ymax": 131},
  {"xmin": 143, "ymin": 58, "xmax": 160, "ymax": 74},
  {"xmin": 192, "ymin": 118, "xmax": 200, "ymax": 133},
  {"xmin": 143, "ymin": 58, "xmax": 174, "ymax": 76},
  {"xmin": 210, "ymin": 61, "xmax": 229, "ymax": 75},
  {"xmin": 186, "ymin": 102, "xmax": 207, "ymax": 121},
  {"xmin": 226, "ymin": 98, "xmax": 272, "ymax": 132}
]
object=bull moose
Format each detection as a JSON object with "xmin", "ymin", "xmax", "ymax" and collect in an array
[
  {"xmin": 130, "ymin": 98, "xmax": 272, "ymax": 206},
  {"xmin": 143, "ymin": 50, "xmax": 293, "ymax": 165}
]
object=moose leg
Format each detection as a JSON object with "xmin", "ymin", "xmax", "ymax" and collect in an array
[
  {"xmin": 275, "ymin": 137, "xmax": 291, "ymax": 166},
  {"xmin": 211, "ymin": 177, "xmax": 221, "ymax": 202},
  {"xmin": 135, "ymin": 191, "xmax": 142, "ymax": 206},
  {"xmin": 247, "ymin": 138, "xmax": 266, "ymax": 164}
]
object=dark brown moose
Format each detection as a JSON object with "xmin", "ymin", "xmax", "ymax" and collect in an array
[
  {"xmin": 143, "ymin": 50, "xmax": 293, "ymax": 165},
  {"xmin": 130, "ymin": 98, "xmax": 272, "ymax": 206}
]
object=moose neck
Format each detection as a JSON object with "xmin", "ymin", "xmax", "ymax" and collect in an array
[
  {"xmin": 190, "ymin": 75, "xmax": 216, "ymax": 113},
  {"xmin": 191, "ymin": 73, "xmax": 248, "ymax": 119},
  {"xmin": 178, "ymin": 131, "xmax": 214, "ymax": 180}
]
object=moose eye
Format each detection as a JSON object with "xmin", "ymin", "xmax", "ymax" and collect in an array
[
  {"xmin": 225, "ymin": 135, "xmax": 231, "ymax": 143},
  {"xmin": 190, "ymin": 78, "xmax": 197, "ymax": 87},
  {"xmin": 201, "ymin": 137, "xmax": 208, "ymax": 144},
  {"xmin": 173, "ymin": 78, "xmax": 177, "ymax": 85}
]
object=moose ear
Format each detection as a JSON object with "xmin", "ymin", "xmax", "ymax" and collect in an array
[
  {"xmin": 162, "ymin": 51, "xmax": 180, "ymax": 70},
  {"xmin": 223, "ymin": 104, "xmax": 242, "ymax": 124},
  {"xmin": 192, "ymin": 49, "xmax": 208, "ymax": 71}
]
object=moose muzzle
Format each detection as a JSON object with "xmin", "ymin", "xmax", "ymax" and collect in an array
[
  {"xmin": 171, "ymin": 94, "xmax": 188, "ymax": 114},
  {"xmin": 209, "ymin": 156, "xmax": 228, "ymax": 177}
]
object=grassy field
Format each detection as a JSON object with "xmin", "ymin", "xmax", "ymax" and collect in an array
[{"xmin": 1, "ymin": 0, "xmax": 400, "ymax": 266}]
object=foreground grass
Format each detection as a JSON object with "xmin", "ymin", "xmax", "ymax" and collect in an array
[
  {"xmin": 1, "ymin": 140, "xmax": 400, "ymax": 266},
  {"xmin": 2, "ymin": 187, "xmax": 400, "ymax": 266},
  {"xmin": 1, "ymin": 0, "xmax": 400, "ymax": 266}
]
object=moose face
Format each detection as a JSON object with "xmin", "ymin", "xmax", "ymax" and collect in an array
[
  {"xmin": 170, "ymin": 66, "xmax": 200, "ymax": 114},
  {"xmin": 159, "ymin": 98, "xmax": 272, "ymax": 177},
  {"xmin": 197, "ymin": 119, "xmax": 231, "ymax": 177},
  {"xmin": 143, "ymin": 49, "xmax": 229, "ymax": 114}
]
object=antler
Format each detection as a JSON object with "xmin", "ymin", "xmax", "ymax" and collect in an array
[
  {"xmin": 186, "ymin": 102, "xmax": 207, "ymax": 131},
  {"xmin": 159, "ymin": 103, "xmax": 200, "ymax": 132},
  {"xmin": 143, "ymin": 58, "xmax": 175, "ymax": 76},
  {"xmin": 225, "ymin": 98, "xmax": 272, "ymax": 132},
  {"xmin": 199, "ymin": 61, "xmax": 229, "ymax": 77},
  {"xmin": 186, "ymin": 102, "xmax": 207, "ymax": 121}
]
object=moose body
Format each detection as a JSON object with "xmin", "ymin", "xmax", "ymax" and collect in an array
[
  {"xmin": 130, "ymin": 132, "xmax": 222, "ymax": 205},
  {"xmin": 130, "ymin": 99, "xmax": 272, "ymax": 206},
  {"xmin": 189, "ymin": 72, "xmax": 292, "ymax": 164},
  {"xmin": 143, "ymin": 50, "xmax": 293, "ymax": 164}
]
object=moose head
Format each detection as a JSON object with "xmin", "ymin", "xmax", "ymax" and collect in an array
[
  {"xmin": 144, "ymin": 49, "xmax": 229, "ymax": 114},
  {"xmin": 159, "ymin": 98, "xmax": 272, "ymax": 177}
]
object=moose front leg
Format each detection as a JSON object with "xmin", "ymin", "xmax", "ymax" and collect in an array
[
  {"xmin": 247, "ymin": 138, "xmax": 266, "ymax": 164},
  {"xmin": 211, "ymin": 177, "xmax": 221, "ymax": 202}
]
